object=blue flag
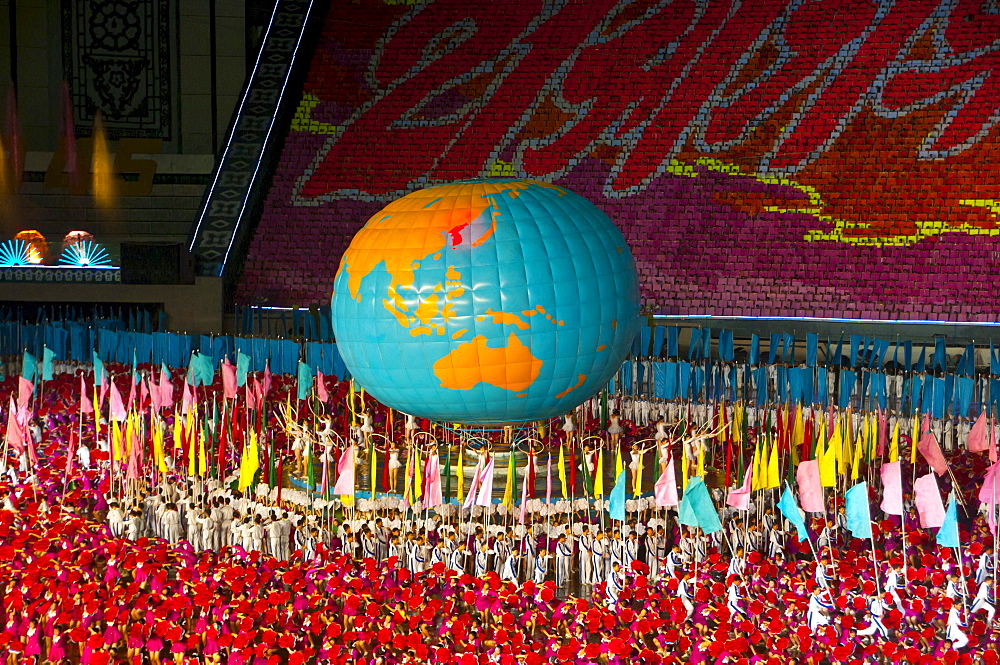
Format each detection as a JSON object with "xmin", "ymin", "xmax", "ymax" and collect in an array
[
  {"xmin": 844, "ymin": 482, "xmax": 873, "ymax": 539},
  {"xmin": 93, "ymin": 351, "xmax": 105, "ymax": 386},
  {"xmin": 236, "ymin": 352, "xmax": 251, "ymax": 388},
  {"xmin": 937, "ymin": 492, "xmax": 960, "ymax": 548},
  {"xmin": 296, "ymin": 361, "xmax": 313, "ymax": 400},
  {"xmin": 21, "ymin": 351, "xmax": 37, "ymax": 383},
  {"xmin": 41, "ymin": 347, "xmax": 56, "ymax": 381},
  {"xmin": 678, "ymin": 477, "xmax": 723, "ymax": 534},
  {"xmin": 608, "ymin": 470, "xmax": 627, "ymax": 522},
  {"xmin": 187, "ymin": 352, "xmax": 215, "ymax": 387},
  {"xmin": 778, "ymin": 484, "xmax": 808, "ymax": 540}
]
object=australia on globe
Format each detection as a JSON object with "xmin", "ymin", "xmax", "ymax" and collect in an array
[{"xmin": 331, "ymin": 178, "xmax": 640, "ymax": 424}]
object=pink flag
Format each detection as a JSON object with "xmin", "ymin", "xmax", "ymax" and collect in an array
[
  {"xmin": 969, "ymin": 411, "xmax": 989, "ymax": 452},
  {"xmin": 333, "ymin": 444, "xmax": 356, "ymax": 495},
  {"xmin": 5, "ymin": 397, "xmax": 24, "ymax": 455},
  {"xmin": 913, "ymin": 472, "xmax": 946, "ymax": 528},
  {"xmin": 221, "ymin": 361, "xmax": 237, "ymax": 400},
  {"xmin": 979, "ymin": 460, "xmax": 1000, "ymax": 534},
  {"xmin": 181, "ymin": 381, "xmax": 193, "ymax": 415},
  {"xmin": 159, "ymin": 366, "xmax": 173, "ymax": 410},
  {"xmin": 463, "ymin": 457, "xmax": 486, "ymax": 509},
  {"xmin": 148, "ymin": 376, "xmax": 161, "ymax": 412},
  {"xmin": 99, "ymin": 380, "xmax": 109, "ymax": 409},
  {"xmin": 126, "ymin": 432, "xmax": 140, "ymax": 481},
  {"xmin": 109, "ymin": 379, "xmax": 127, "ymax": 422},
  {"xmin": 139, "ymin": 376, "xmax": 148, "ymax": 408},
  {"xmin": 262, "ymin": 362, "xmax": 272, "ymax": 396},
  {"xmin": 80, "ymin": 375, "xmax": 93, "ymax": 414},
  {"xmin": 655, "ymin": 457, "xmax": 680, "ymax": 508},
  {"xmin": 991, "ymin": 419, "xmax": 998, "ymax": 463},
  {"xmin": 17, "ymin": 377, "xmax": 33, "ymax": 411},
  {"xmin": 518, "ymin": 459, "xmax": 530, "ymax": 525},
  {"xmin": 917, "ymin": 430, "xmax": 948, "ymax": 476},
  {"xmin": 725, "ymin": 462, "xmax": 752, "ymax": 511},
  {"xmin": 126, "ymin": 376, "xmax": 137, "ymax": 410},
  {"xmin": 796, "ymin": 459, "xmax": 824, "ymax": 513},
  {"xmin": 475, "ymin": 458, "xmax": 496, "ymax": 507},
  {"xmin": 879, "ymin": 461, "xmax": 904, "ymax": 516},
  {"xmin": 423, "ymin": 454, "xmax": 443, "ymax": 507},
  {"xmin": 316, "ymin": 371, "xmax": 329, "ymax": 403}
]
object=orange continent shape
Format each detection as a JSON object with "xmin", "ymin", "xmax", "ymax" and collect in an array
[{"xmin": 432, "ymin": 333, "xmax": 542, "ymax": 393}]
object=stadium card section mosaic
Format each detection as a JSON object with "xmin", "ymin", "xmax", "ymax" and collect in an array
[{"xmin": 239, "ymin": 0, "xmax": 1000, "ymax": 321}]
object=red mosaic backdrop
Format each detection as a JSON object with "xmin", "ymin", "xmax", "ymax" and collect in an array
[{"xmin": 239, "ymin": 0, "xmax": 1000, "ymax": 320}]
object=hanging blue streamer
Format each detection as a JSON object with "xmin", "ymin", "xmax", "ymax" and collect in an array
[{"xmin": 806, "ymin": 333, "xmax": 818, "ymax": 368}]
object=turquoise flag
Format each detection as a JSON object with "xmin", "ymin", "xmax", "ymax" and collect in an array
[
  {"xmin": 236, "ymin": 352, "xmax": 251, "ymax": 387},
  {"xmin": 21, "ymin": 351, "xmax": 37, "ymax": 382},
  {"xmin": 92, "ymin": 351, "xmax": 105, "ymax": 386},
  {"xmin": 845, "ymin": 482, "xmax": 873, "ymax": 539},
  {"xmin": 41, "ymin": 347, "xmax": 56, "ymax": 381},
  {"xmin": 608, "ymin": 470, "xmax": 627, "ymax": 522},
  {"xmin": 778, "ymin": 484, "xmax": 808, "ymax": 540},
  {"xmin": 937, "ymin": 491, "xmax": 960, "ymax": 548},
  {"xmin": 187, "ymin": 352, "xmax": 215, "ymax": 386},
  {"xmin": 678, "ymin": 477, "xmax": 723, "ymax": 534},
  {"xmin": 296, "ymin": 361, "xmax": 312, "ymax": 400}
]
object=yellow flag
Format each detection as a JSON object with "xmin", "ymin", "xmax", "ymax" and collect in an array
[
  {"xmin": 154, "ymin": 422, "xmax": 168, "ymax": 473},
  {"xmin": 188, "ymin": 425, "xmax": 197, "ymax": 477},
  {"xmin": 370, "ymin": 442, "xmax": 378, "ymax": 497},
  {"xmin": 733, "ymin": 404, "xmax": 744, "ymax": 444},
  {"xmin": 751, "ymin": 439, "xmax": 763, "ymax": 491},
  {"xmin": 198, "ymin": 428, "xmax": 207, "ymax": 477},
  {"xmin": 766, "ymin": 440, "xmax": 780, "ymax": 489},
  {"xmin": 911, "ymin": 412, "xmax": 920, "ymax": 464},
  {"xmin": 502, "ymin": 451, "xmax": 516, "ymax": 508},
  {"xmin": 851, "ymin": 427, "xmax": 863, "ymax": 480},
  {"xmin": 173, "ymin": 416, "xmax": 182, "ymax": 450},
  {"xmin": 558, "ymin": 442, "xmax": 568, "ymax": 499},
  {"xmin": 819, "ymin": 439, "xmax": 837, "ymax": 487},
  {"xmin": 792, "ymin": 406, "xmax": 805, "ymax": 450},
  {"xmin": 414, "ymin": 449, "xmax": 423, "ymax": 499},
  {"xmin": 456, "ymin": 446, "xmax": 465, "ymax": 505},
  {"xmin": 238, "ymin": 430, "xmax": 259, "ymax": 491},
  {"xmin": 696, "ymin": 438, "xmax": 706, "ymax": 478},
  {"xmin": 830, "ymin": 423, "xmax": 845, "ymax": 476},
  {"xmin": 890, "ymin": 421, "xmax": 900, "ymax": 463},
  {"xmin": 633, "ymin": 448, "xmax": 643, "ymax": 498},
  {"xmin": 615, "ymin": 448, "xmax": 624, "ymax": 477},
  {"xmin": 593, "ymin": 449, "xmax": 605, "ymax": 497},
  {"xmin": 112, "ymin": 420, "xmax": 123, "ymax": 462}
]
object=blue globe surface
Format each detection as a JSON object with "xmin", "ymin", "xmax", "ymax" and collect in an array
[{"xmin": 331, "ymin": 179, "xmax": 639, "ymax": 424}]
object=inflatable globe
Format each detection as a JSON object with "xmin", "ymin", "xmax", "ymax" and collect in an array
[{"xmin": 331, "ymin": 179, "xmax": 639, "ymax": 424}]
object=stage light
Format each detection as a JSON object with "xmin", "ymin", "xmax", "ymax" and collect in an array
[
  {"xmin": 59, "ymin": 240, "xmax": 112, "ymax": 267},
  {"xmin": 12, "ymin": 230, "xmax": 47, "ymax": 264}
]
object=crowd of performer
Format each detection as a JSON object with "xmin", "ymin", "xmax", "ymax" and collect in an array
[{"xmin": 1, "ymin": 364, "xmax": 1000, "ymax": 663}]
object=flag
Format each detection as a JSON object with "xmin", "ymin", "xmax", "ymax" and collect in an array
[
  {"xmin": 766, "ymin": 440, "xmax": 780, "ymax": 489},
  {"xmin": 371, "ymin": 439, "xmax": 378, "ymax": 498},
  {"xmin": 159, "ymin": 364, "xmax": 173, "ymax": 409},
  {"xmin": 237, "ymin": 430, "xmax": 260, "ymax": 491},
  {"xmin": 476, "ymin": 457, "xmax": 495, "ymax": 507},
  {"xmin": 593, "ymin": 448, "xmax": 605, "ymax": 497},
  {"xmin": 93, "ymin": 351, "xmax": 105, "ymax": 386},
  {"xmin": 545, "ymin": 454, "xmax": 553, "ymax": 503},
  {"xmin": 819, "ymin": 433, "xmax": 837, "ymax": 488},
  {"xmin": 889, "ymin": 421, "xmax": 900, "ymax": 462},
  {"xmin": 795, "ymin": 459, "xmax": 824, "ymax": 513},
  {"xmin": 502, "ymin": 451, "xmax": 516, "ymax": 509},
  {"xmin": 221, "ymin": 361, "xmax": 237, "ymax": 399},
  {"xmin": 655, "ymin": 457, "xmax": 679, "ymax": 508},
  {"xmin": 608, "ymin": 470, "xmax": 627, "ymax": 522},
  {"xmin": 910, "ymin": 413, "xmax": 921, "ymax": 464},
  {"xmin": 725, "ymin": 463, "xmax": 752, "ymax": 511},
  {"xmin": 316, "ymin": 370, "xmax": 329, "ymax": 403},
  {"xmin": 777, "ymin": 484, "xmax": 808, "ymax": 540},
  {"xmin": 979, "ymin": 460, "xmax": 1000, "ymax": 534},
  {"xmin": 334, "ymin": 444, "xmax": 356, "ymax": 496},
  {"xmin": 462, "ymin": 457, "xmax": 485, "ymax": 509},
  {"xmin": 918, "ymin": 429, "xmax": 948, "ymax": 476},
  {"xmin": 41, "ymin": 347, "xmax": 55, "ymax": 381},
  {"xmin": 21, "ymin": 351, "xmax": 37, "ymax": 383},
  {"xmin": 441, "ymin": 444, "xmax": 450, "ymax": 503},
  {"xmin": 17, "ymin": 377, "xmax": 33, "ymax": 411},
  {"xmin": 913, "ymin": 472, "xmax": 946, "ymax": 528},
  {"xmin": 456, "ymin": 446, "xmax": 465, "ymax": 505},
  {"xmin": 969, "ymin": 411, "xmax": 989, "ymax": 452},
  {"xmin": 236, "ymin": 351, "xmax": 250, "ymax": 387},
  {"xmin": 296, "ymin": 361, "xmax": 312, "ymax": 401},
  {"xmin": 678, "ymin": 477, "xmax": 722, "ymax": 534},
  {"xmin": 80, "ymin": 375, "xmax": 93, "ymax": 414},
  {"xmin": 518, "ymin": 458, "xmax": 530, "ymax": 525},
  {"xmin": 844, "ymin": 482, "xmax": 872, "ymax": 539},
  {"xmin": 632, "ymin": 447, "xmax": 644, "ymax": 498},
  {"xmin": 558, "ymin": 442, "xmax": 568, "ymax": 499},
  {"xmin": 879, "ymin": 460, "xmax": 904, "ymax": 516},
  {"xmin": 423, "ymin": 453, "xmax": 443, "ymax": 507},
  {"xmin": 4, "ymin": 396, "xmax": 24, "ymax": 455},
  {"xmin": 109, "ymin": 379, "xmax": 127, "ymax": 422},
  {"xmin": 937, "ymin": 492, "xmax": 960, "ymax": 548}
]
